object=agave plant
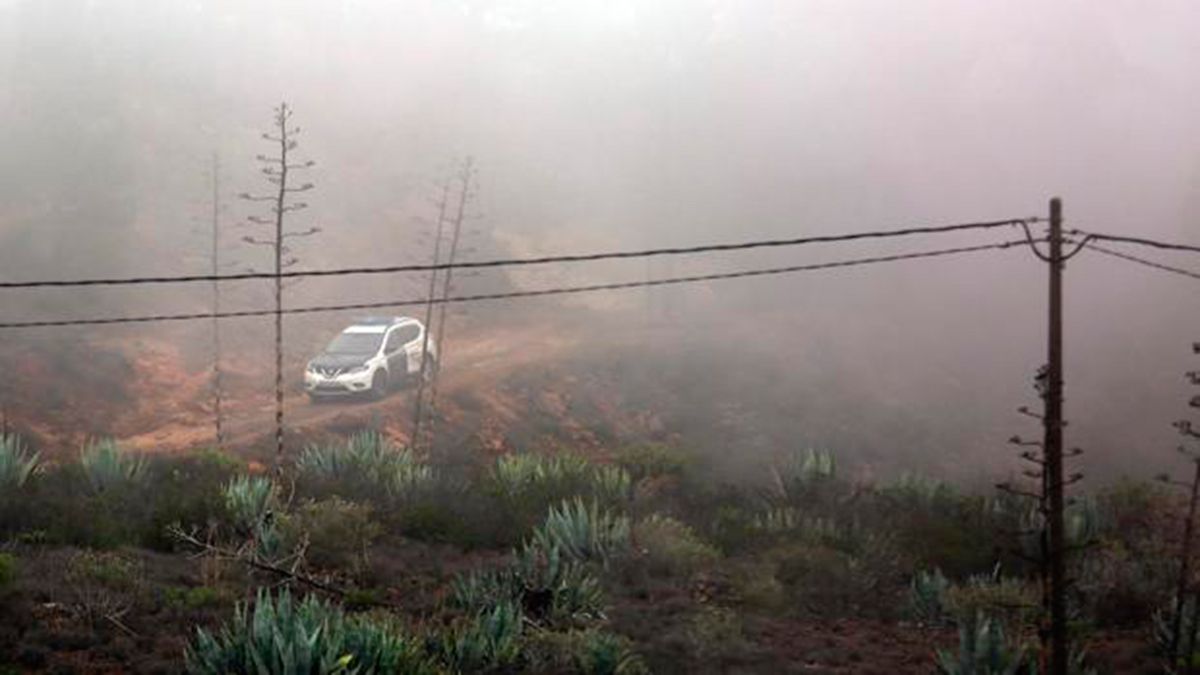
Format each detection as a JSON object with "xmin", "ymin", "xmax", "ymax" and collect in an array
[
  {"xmin": 531, "ymin": 499, "xmax": 631, "ymax": 566},
  {"xmin": 1064, "ymin": 496, "xmax": 1103, "ymax": 549},
  {"xmin": 769, "ymin": 448, "xmax": 839, "ymax": 504},
  {"xmin": 80, "ymin": 438, "xmax": 145, "ymax": 494},
  {"xmin": 298, "ymin": 431, "xmax": 430, "ymax": 499},
  {"xmin": 911, "ymin": 568, "xmax": 951, "ymax": 624},
  {"xmin": 935, "ymin": 613, "xmax": 1031, "ymax": 675},
  {"xmin": 887, "ymin": 472, "xmax": 957, "ymax": 508},
  {"xmin": 438, "ymin": 601, "xmax": 525, "ymax": 673},
  {"xmin": 452, "ymin": 544, "xmax": 605, "ymax": 628},
  {"xmin": 492, "ymin": 453, "xmax": 592, "ymax": 497},
  {"xmin": 387, "ymin": 460, "xmax": 434, "ymax": 501},
  {"xmin": 0, "ymin": 434, "xmax": 39, "ymax": 491},
  {"xmin": 187, "ymin": 588, "xmax": 433, "ymax": 674},
  {"xmin": 590, "ymin": 465, "xmax": 633, "ymax": 505},
  {"xmin": 223, "ymin": 475, "xmax": 278, "ymax": 532},
  {"xmin": 222, "ymin": 475, "xmax": 284, "ymax": 559},
  {"xmin": 752, "ymin": 507, "xmax": 801, "ymax": 535}
]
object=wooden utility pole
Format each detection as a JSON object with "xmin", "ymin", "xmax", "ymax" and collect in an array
[{"xmin": 1043, "ymin": 196, "xmax": 1067, "ymax": 675}]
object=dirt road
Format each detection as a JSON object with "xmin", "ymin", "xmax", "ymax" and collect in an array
[{"xmin": 115, "ymin": 323, "xmax": 584, "ymax": 454}]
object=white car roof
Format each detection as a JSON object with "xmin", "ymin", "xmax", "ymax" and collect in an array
[{"xmin": 343, "ymin": 317, "xmax": 422, "ymax": 335}]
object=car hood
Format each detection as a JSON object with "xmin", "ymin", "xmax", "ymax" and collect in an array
[{"xmin": 309, "ymin": 353, "xmax": 371, "ymax": 369}]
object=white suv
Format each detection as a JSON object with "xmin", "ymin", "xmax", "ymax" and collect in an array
[{"xmin": 304, "ymin": 316, "xmax": 437, "ymax": 400}]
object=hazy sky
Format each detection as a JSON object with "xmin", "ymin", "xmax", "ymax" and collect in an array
[{"xmin": 0, "ymin": 1, "xmax": 1197, "ymax": 478}]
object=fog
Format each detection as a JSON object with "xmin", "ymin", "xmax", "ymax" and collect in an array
[{"xmin": 1, "ymin": 0, "xmax": 1198, "ymax": 481}]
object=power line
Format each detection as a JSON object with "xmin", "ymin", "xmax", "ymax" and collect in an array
[
  {"xmin": 1081, "ymin": 243, "xmax": 1200, "ymax": 281},
  {"xmin": 0, "ymin": 217, "xmax": 1034, "ymax": 289},
  {"xmin": 1070, "ymin": 230, "xmax": 1200, "ymax": 255},
  {"xmin": 0, "ymin": 240, "xmax": 1029, "ymax": 330}
]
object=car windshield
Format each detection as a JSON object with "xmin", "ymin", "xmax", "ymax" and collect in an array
[{"xmin": 325, "ymin": 332, "xmax": 383, "ymax": 355}]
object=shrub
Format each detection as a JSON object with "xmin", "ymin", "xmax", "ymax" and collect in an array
[
  {"xmin": 0, "ymin": 434, "xmax": 39, "ymax": 491},
  {"xmin": 65, "ymin": 550, "xmax": 143, "ymax": 625},
  {"xmin": 532, "ymin": 629, "xmax": 648, "ymax": 675},
  {"xmin": 613, "ymin": 443, "xmax": 689, "ymax": 483},
  {"xmin": 935, "ymin": 613, "xmax": 1031, "ymax": 675},
  {"xmin": 944, "ymin": 567, "xmax": 1039, "ymax": 632},
  {"xmin": 285, "ymin": 497, "xmax": 381, "ymax": 575},
  {"xmin": 1155, "ymin": 595, "xmax": 1200, "ymax": 668},
  {"xmin": 531, "ymin": 499, "xmax": 631, "ymax": 566},
  {"xmin": 683, "ymin": 606, "xmax": 750, "ymax": 663},
  {"xmin": 768, "ymin": 541, "xmax": 898, "ymax": 616},
  {"xmin": 1076, "ymin": 540, "xmax": 1173, "ymax": 627},
  {"xmin": 80, "ymin": 438, "xmax": 145, "ymax": 494},
  {"xmin": 0, "ymin": 553, "xmax": 16, "ymax": 592},
  {"xmin": 186, "ymin": 589, "xmax": 434, "ymax": 675},
  {"xmin": 163, "ymin": 585, "xmax": 224, "ymax": 612},
  {"xmin": 891, "ymin": 492, "xmax": 1001, "ymax": 578},
  {"xmin": 633, "ymin": 514, "xmax": 719, "ymax": 578},
  {"xmin": 451, "ymin": 544, "xmax": 605, "ymax": 628},
  {"xmin": 141, "ymin": 451, "xmax": 241, "ymax": 551}
]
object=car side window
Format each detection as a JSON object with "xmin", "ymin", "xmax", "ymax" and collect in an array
[
  {"xmin": 384, "ymin": 329, "xmax": 404, "ymax": 353},
  {"xmin": 393, "ymin": 324, "xmax": 421, "ymax": 346}
]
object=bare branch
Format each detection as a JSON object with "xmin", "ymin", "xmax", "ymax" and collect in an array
[{"xmin": 282, "ymin": 226, "xmax": 320, "ymax": 238}]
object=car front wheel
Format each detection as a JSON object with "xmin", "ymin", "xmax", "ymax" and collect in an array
[{"xmin": 369, "ymin": 370, "xmax": 388, "ymax": 400}]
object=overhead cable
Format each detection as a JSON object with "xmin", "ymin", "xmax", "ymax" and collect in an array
[
  {"xmin": 0, "ymin": 239, "xmax": 1029, "ymax": 329},
  {"xmin": 1081, "ymin": 243, "xmax": 1200, "ymax": 281},
  {"xmin": 0, "ymin": 218, "xmax": 1034, "ymax": 289}
]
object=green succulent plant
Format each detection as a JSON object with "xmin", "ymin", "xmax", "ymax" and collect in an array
[
  {"xmin": 565, "ymin": 629, "xmax": 648, "ymax": 675},
  {"xmin": 297, "ymin": 431, "xmax": 431, "ymax": 500},
  {"xmin": 438, "ymin": 601, "xmax": 525, "ymax": 673},
  {"xmin": 223, "ymin": 475, "xmax": 282, "ymax": 559},
  {"xmin": 452, "ymin": 543, "xmax": 605, "ymax": 628},
  {"xmin": 80, "ymin": 438, "xmax": 145, "ymax": 494},
  {"xmin": 530, "ymin": 498, "xmax": 631, "ymax": 566},
  {"xmin": 935, "ymin": 613, "xmax": 1031, "ymax": 675},
  {"xmin": 910, "ymin": 568, "xmax": 952, "ymax": 624},
  {"xmin": 186, "ymin": 589, "xmax": 433, "ymax": 675},
  {"xmin": 0, "ymin": 434, "xmax": 39, "ymax": 491}
]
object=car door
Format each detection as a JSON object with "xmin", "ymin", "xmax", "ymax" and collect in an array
[
  {"xmin": 387, "ymin": 323, "xmax": 421, "ymax": 376},
  {"xmin": 383, "ymin": 328, "xmax": 407, "ymax": 376},
  {"xmin": 400, "ymin": 323, "xmax": 427, "ymax": 375}
]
